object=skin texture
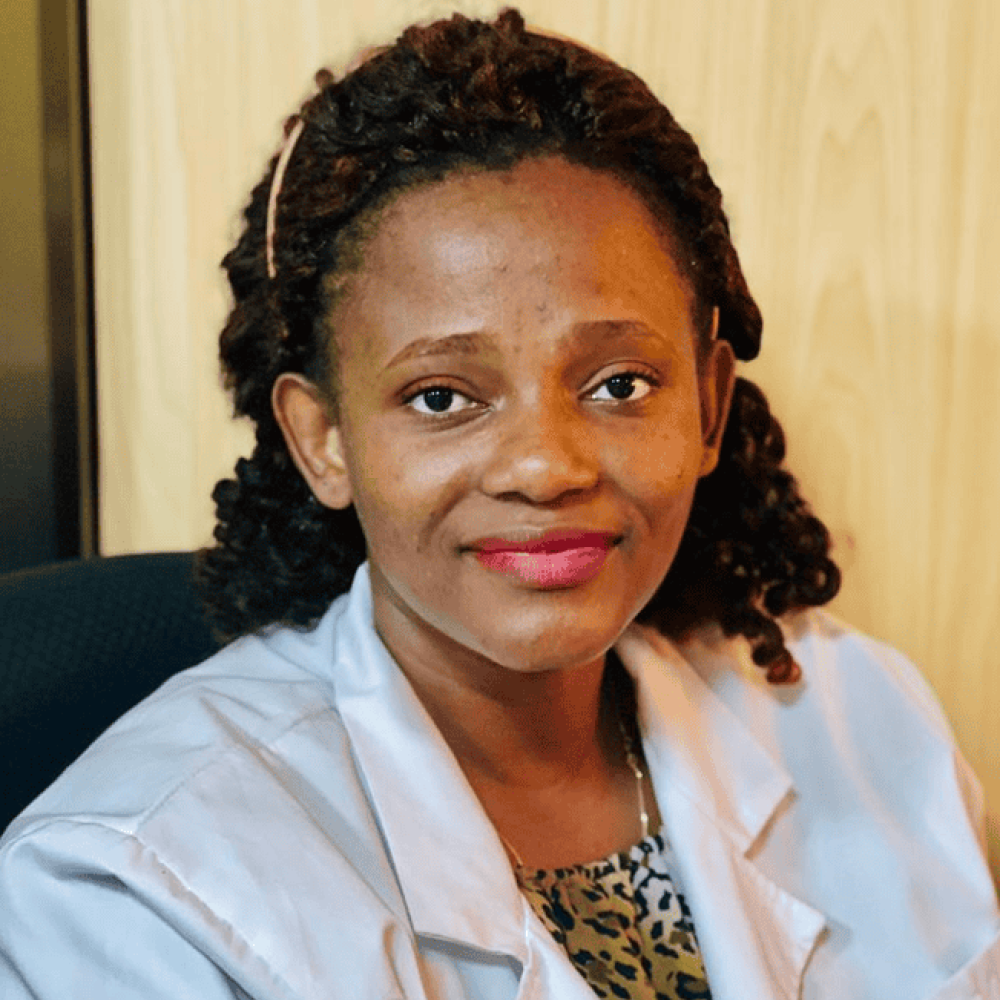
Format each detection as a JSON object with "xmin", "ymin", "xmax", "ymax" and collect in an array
[{"xmin": 274, "ymin": 156, "xmax": 735, "ymax": 865}]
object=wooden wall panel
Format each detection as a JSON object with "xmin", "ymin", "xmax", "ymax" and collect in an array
[{"xmin": 89, "ymin": 0, "xmax": 999, "ymax": 871}]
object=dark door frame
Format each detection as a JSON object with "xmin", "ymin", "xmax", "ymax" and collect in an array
[{"xmin": 40, "ymin": 0, "xmax": 98, "ymax": 561}]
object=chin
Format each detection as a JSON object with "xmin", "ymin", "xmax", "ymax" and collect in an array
[
  {"xmin": 374, "ymin": 559, "xmax": 655, "ymax": 676},
  {"xmin": 457, "ymin": 603, "xmax": 631, "ymax": 674}
]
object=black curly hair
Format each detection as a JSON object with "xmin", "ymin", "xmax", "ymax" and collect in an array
[{"xmin": 196, "ymin": 8, "xmax": 840, "ymax": 683}]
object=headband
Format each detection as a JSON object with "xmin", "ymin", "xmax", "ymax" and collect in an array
[{"xmin": 265, "ymin": 118, "xmax": 306, "ymax": 280}]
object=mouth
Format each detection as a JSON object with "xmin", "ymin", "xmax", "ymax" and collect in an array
[{"xmin": 469, "ymin": 530, "xmax": 618, "ymax": 588}]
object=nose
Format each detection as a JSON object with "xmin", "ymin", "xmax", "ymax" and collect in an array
[{"xmin": 479, "ymin": 392, "xmax": 600, "ymax": 503}]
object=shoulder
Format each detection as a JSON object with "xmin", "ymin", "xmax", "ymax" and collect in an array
[
  {"xmin": 673, "ymin": 609, "xmax": 989, "ymax": 832},
  {"xmin": 781, "ymin": 608, "xmax": 958, "ymax": 741},
  {"xmin": 677, "ymin": 612, "xmax": 1000, "ymax": 986},
  {"xmin": 0, "ymin": 587, "xmax": 393, "ymax": 906},
  {"xmin": 4, "ymin": 620, "xmax": 348, "ymax": 840},
  {"xmin": 679, "ymin": 608, "xmax": 957, "ymax": 745},
  {"xmin": 0, "ymin": 588, "xmax": 399, "ymax": 864},
  {"xmin": 0, "ymin": 595, "xmax": 415, "ymax": 997}
]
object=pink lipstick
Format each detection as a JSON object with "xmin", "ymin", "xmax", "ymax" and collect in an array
[{"xmin": 471, "ymin": 531, "xmax": 616, "ymax": 588}]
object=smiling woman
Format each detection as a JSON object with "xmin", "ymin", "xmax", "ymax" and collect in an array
[
  {"xmin": 273, "ymin": 159, "xmax": 732, "ymax": 690},
  {"xmin": 1, "ymin": 8, "xmax": 997, "ymax": 1000}
]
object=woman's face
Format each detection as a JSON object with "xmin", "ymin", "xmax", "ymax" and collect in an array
[{"xmin": 279, "ymin": 156, "xmax": 734, "ymax": 681}]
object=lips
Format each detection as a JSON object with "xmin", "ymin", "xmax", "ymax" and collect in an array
[{"xmin": 470, "ymin": 530, "xmax": 617, "ymax": 588}]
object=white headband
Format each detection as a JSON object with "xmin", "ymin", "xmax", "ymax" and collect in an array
[{"xmin": 265, "ymin": 118, "xmax": 306, "ymax": 280}]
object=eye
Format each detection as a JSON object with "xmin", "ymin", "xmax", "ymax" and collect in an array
[
  {"xmin": 588, "ymin": 372, "xmax": 655, "ymax": 402},
  {"xmin": 406, "ymin": 385, "xmax": 479, "ymax": 416}
]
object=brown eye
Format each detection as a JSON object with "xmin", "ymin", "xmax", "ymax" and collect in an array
[
  {"xmin": 608, "ymin": 375, "xmax": 636, "ymax": 399},
  {"xmin": 406, "ymin": 385, "xmax": 478, "ymax": 416},
  {"xmin": 421, "ymin": 388, "xmax": 455, "ymax": 412},
  {"xmin": 590, "ymin": 373, "xmax": 653, "ymax": 402}
]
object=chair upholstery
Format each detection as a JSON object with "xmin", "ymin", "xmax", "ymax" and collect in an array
[{"xmin": 0, "ymin": 552, "xmax": 220, "ymax": 832}]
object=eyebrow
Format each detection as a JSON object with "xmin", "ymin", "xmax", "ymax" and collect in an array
[
  {"xmin": 384, "ymin": 319, "xmax": 674, "ymax": 369},
  {"xmin": 571, "ymin": 319, "xmax": 669, "ymax": 345},
  {"xmin": 386, "ymin": 332, "xmax": 492, "ymax": 368}
]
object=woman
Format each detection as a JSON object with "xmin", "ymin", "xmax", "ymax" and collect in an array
[{"xmin": 1, "ymin": 10, "xmax": 997, "ymax": 999}]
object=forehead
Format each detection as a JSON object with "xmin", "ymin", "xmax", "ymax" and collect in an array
[
  {"xmin": 366, "ymin": 156, "xmax": 679, "ymax": 269},
  {"xmin": 328, "ymin": 156, "xmax": 696, "ymax": 362}
]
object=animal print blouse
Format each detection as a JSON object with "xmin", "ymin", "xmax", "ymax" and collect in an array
[{"xmin": 517, "ymin": 831, "xmax": 712, "ymax": 1000}]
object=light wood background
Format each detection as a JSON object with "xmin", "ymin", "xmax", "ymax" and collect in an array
[{"xmin": 89, "ymin": 0, "xmax": 999, "ymax": 874}]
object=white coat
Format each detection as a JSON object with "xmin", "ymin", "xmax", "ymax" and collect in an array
[{"xmin": 0, "ymin": 563, "xmax": 997, "ymax": 999}]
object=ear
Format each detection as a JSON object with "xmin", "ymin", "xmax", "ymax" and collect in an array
[
  {"xmin": 698, "ymin": 307, "xmax": 737, "ymax": 478},
  {"xmin": 271, "ymin": 373, "xmax": 353, "ymax": 509}
]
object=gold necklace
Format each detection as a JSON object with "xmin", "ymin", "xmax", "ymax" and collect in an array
[{"xmin": 499, "ymin": 716, "xmax": 649, "ymax": 870}]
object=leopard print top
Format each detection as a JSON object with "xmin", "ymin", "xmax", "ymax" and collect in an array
[{"xmin": 517, "ymin": 831, "xmax": 712, "ymax": 1000}]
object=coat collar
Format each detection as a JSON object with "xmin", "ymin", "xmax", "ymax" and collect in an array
[
  {"xmin": 616, "ymin": 623, "xmax": 828, "ymax": 999},
  {"xmin": 615, "ymin": 622, "xmax": 793, "ymax": 854},
  {"xmin": 323, "ymin": 565, "xmax": 529, "ymax": 960},
  {"xmin": 316, "ymin": 565, "xmax": 827, "ymax": 998}
]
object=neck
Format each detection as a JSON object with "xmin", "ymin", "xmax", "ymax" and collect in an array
[
  {"xmin": 372, "ymin": 602, "xmax": 657, "ymax": 867},
  {"xmin": 408, "ymin": 647, "xmax": 616, "ymax": 789},
  {"xmin": 372, "ymin": 611, "xmax": 624, "ymax": 791}
]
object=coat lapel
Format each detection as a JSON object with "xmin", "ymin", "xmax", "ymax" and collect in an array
[
  {"xmin": 329, "ymin": 566, "xmax": 529, "ymax": 958},
  {"xmin": 616, "ymin": 624, "xmax": 828, "ymax": 1000},
  {"xmin": 329, "ymin": 568, "xmax": 600, "ymax": 1000}
]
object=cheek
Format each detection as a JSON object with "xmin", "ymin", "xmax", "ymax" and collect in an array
[
  {"xmin": 344, "ymin": 431, "xmax": 469, "ymax": 557},
  {"xmin": 613, "ymin": 409, "xmax": 708, "ymax": 494}
]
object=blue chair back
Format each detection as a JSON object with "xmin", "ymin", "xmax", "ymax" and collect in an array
[{"xmin": 0, "ymin": 552, "xmax": 219, "ymax": 831}]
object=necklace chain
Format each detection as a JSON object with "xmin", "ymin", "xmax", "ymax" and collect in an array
[
  {"xmin": 621, "ymin": 717, "xmax": 650, "ymax": 842},
  {"xmin": 500, "ymin": 716, "xmax": 648, "ymax": 870}
]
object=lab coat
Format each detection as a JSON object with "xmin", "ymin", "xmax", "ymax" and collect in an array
[{"xmin": 0, "ymin": 563, "xmax": 997, "ymax": 999}]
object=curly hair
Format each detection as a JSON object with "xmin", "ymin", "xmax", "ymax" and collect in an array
[{"xmin": 196, "ymin": 8, "xmax": 840, "ymax": 683}]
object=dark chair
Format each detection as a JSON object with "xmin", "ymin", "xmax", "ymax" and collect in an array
[{"xmin": 0, "ymin": 552, "xmax": 220, "ymax": 832}]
